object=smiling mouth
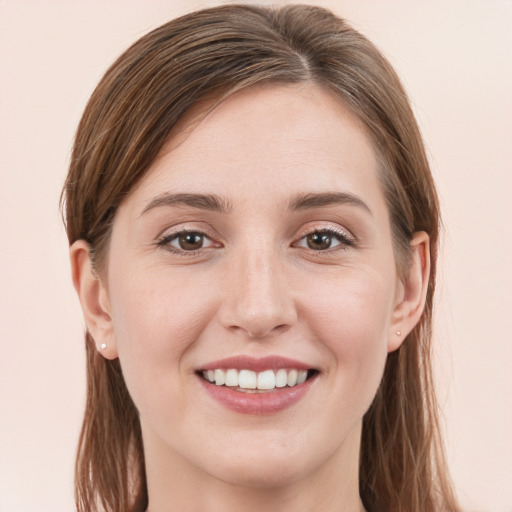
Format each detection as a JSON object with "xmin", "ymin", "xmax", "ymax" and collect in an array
[{"xmin": 197, "ymin": 368, "xmax": 319, "ymax": 392}]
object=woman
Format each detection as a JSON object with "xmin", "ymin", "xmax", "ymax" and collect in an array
[{"xmin": 62, "ymin": 4, "xmax": 461, "ymax": 511}]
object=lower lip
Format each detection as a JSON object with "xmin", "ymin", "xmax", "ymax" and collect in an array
[{"xmin": 198, "ymin": 375, "xmax": 316, "ymax": 415}]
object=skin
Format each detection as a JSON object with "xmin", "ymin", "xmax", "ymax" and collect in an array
[{"xmin": 71, "ymin": 83, "xmax": 430, "ymax": 512}]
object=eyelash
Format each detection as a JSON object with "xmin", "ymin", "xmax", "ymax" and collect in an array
[
  {"xmin": 156, "ymin": 228, "xmax": 219, "ymax": 256},
  {"xmin": 156, "ymin": 226, "xmax": 355, "ymax": 256},
  {"xmin": 293, "ymin": 227, "xmax": 356, "ymax": 253}
]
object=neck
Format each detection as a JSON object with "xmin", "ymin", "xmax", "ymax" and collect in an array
[{"xmin": 143, "ymin": 421, "xmax": 366, "ymax": 512}]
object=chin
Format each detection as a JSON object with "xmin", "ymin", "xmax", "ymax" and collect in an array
[
  {"xmin": 195, "ymin": 432, "xmax": 328, "ymax": 490},
  {"xmin": 209, "ymin": 457, "xmax": 307, "ymax": 489}
]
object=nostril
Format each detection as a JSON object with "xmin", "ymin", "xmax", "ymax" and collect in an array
[
  {"xmin": 243, "ymin": 322, "xmax": 291, "ymax": 339},
  {"xmin": 225, "ymin": 316, "xmax": 292, "ymax": 339}
]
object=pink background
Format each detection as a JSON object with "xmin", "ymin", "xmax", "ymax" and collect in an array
[{"xmin": 1, "ymin": 1, "xmax": 511, "ymax": 510}]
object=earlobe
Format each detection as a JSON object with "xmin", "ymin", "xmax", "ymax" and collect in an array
[
  {"xmin": 70, "ymin": 240, "xmax": 118, "ymax": 359},
  {"xmin": 388, "ymin": 231, "xmax": 430, "ymax": 352}
]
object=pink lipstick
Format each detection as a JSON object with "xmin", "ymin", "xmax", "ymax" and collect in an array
[{"xmin": 196, "ymin": 355, "xmax": 318, "ymax": 415}]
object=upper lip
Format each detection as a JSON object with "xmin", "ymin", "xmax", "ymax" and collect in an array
[{"xmin": 198, "ymin": 355, "xmax": 313, "ymax": 373}]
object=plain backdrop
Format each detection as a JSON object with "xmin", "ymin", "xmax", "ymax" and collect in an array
[{"xmin": 1, "ymin": 1, "xmax": 511, "ymax": 511}]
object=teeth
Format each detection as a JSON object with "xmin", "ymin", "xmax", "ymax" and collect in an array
[
  {"xmin": 214, "ymin": 369, "xmax": 225, "ymax": 386},
  {"xmin": 297, "ymin": 370, "xmax": 307, "ymax": 384},
  {"xmin": 225, "ymin": 368, "xmax": 239, "ymax": 387},
  {"xmin": 239, "ymin": 369, "xmax": 257, "ymax": 389},
  {"xmin": 257, "ymin": 369, "xmax": 275, "ymax": 390},
  {"xmin": 275, "ymin": 368, "xmax": 288, "ymax": 388},
  {"xmin": 287, "ymin": 369, "xmax": 298, "ymax": 387},
  {"xmin": 201, "ymin": 368, "xmax": 312, "ymax": 390}
]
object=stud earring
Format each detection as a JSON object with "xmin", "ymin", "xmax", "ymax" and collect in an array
[
  {"xmin": 100, "ymin": 343, "xmax": 107, "ymax": 350},
  {"xmin": 395, "ymin": 330, "xmax": 401, "ymax": 336}
]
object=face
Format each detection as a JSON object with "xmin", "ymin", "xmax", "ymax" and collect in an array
[{"xmin": 102, "ymin": 84, "xmax": 405, "ymax": 487}]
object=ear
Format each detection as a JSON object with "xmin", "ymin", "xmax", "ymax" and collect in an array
[
  {"xmin": 70, "ymin": 240, "xmax": 118, "ymax": 359},
  {"xmin": 388, "ymin": 231, "xmax": 430, "ymax": 352}
]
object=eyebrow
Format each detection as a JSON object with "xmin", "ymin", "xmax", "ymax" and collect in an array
[
  {"xmin": 140, "ymin": 191, "xmax": 371, "ymax": 217},
  {"xmin": 140, "ymin": 193, "xmax": 232, "ymax": 216},
  {"xmin": 287, "ymin": 192, "xmax": 372, "ymax": 215}
]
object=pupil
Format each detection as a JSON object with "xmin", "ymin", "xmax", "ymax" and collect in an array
[
  {"xmin": 179, "ymin": 233, "xmax": 203, "ymax": 250},
  {"xmin": 307, "ymin": 232, "xmax": 331, "ymax": 250}
]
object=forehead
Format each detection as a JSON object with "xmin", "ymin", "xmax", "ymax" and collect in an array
[{"xmin": 125, "ymin": 83, "xmax": 383, "ymax": 215}]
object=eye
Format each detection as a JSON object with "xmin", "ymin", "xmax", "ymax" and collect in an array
[
  {"xmin": 294, "ymin": 228, "xmax": 354, "ymax": 251},
  {"xmin": 157, "ymin": 230, "xmax": 218, "ymax": 253},
  {"xmin": 174, "ymin": 232, "xmax": 207, "ymax": 251},
  {"xmin": 305, "ymin": 232, "xmax": 337, "ymax": 250}
]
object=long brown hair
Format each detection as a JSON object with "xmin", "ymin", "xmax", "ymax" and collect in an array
[{"xmin": 62, "ymin": 4, "xmax": 460, "ymax": 511}]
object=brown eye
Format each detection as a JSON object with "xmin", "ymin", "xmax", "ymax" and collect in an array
[
  {"xmin": 294, "ymin": 228, "xmax": 354, "ymax": 252},
  {"xmin": 177, "ymin": 232, "xmax": 204, "ymax": 250},
  {"xmin": 306, "ymin": 232, "xmax": 333, "ymax": 250},
  {"xmin": 158, "ymin": 230, "xmax": 217, "ymax": 253}
]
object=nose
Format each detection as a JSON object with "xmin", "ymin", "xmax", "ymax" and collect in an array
[{"xmin": 218, "ymin": 249, "xmax": 297, "ymax": 339}]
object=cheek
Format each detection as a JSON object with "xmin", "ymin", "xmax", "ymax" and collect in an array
[
  {"xmin": 107, "ymin": 266, "xmax": 217, "ymax": 410},
  {"xmin": 304, "ymin": 266, "xmax": 395, "ymax": 346},
  {"xmin": 301, "ymin": 268, "xmax": 395, "ymax": 407}
]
